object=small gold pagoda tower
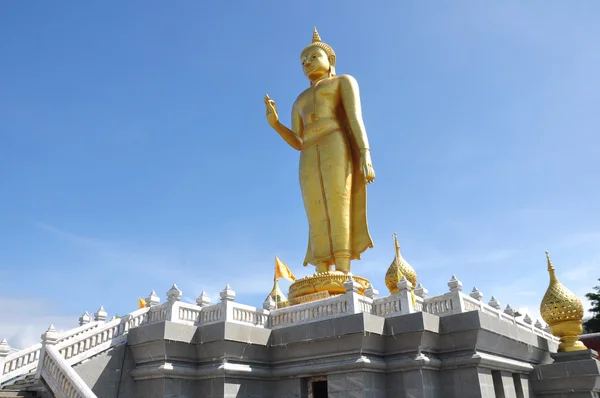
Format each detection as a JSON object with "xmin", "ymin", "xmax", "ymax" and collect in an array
[
  {"xmin": 385, "ymin": 233, "xmax": 418, "ymax": 294},
  {"xmin": 265, "ymin": 280, "xmax": 288, "ymax": 308},
  {"xmin": 540, "ymin": 251, "xmax": 587, "ymax": 352}
]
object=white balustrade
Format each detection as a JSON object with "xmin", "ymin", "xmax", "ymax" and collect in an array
[
  {"xmin": 201, "ymin": 302, "xmax": 225, "ymax": 325},
  {"xmin": 414, "ymin": 296, "xmax": 424, "ymax": 312},
  {"xmin": 147, "ymin": 302, "xmax": 168, "ymax": 323},
  {"xmin": 0, "ymin": 321, "xmax": 100, "ymax": 384},
  {"xmin": 230, "ymin": 303, "xmax": 269, "ymax": 327},
  {"xmin": 1, "ymin": 279, "xmax": 561, "ymax": 391},
  {"xmin": 422, "ymin": 293, "xmax": 456, "ymax": 315},
  {"xmin": 178, "ymin": 302, "xmax": 203, "ymax": 325},
  {"xmin": 373, "ymin": 294, "xmax": 403, "ymax": 317},
  {"xmin": 461, "ymin": 294, "xmax": 483, "ymax": 312},
  {"xmin": 356, "ymin": 295, "xmax": 373, "ymax": 314},
  {"xmin": 40, "ymin": 345, "xmax": 96, "ymax": 398},
  {"xmin": 270, "ymin": 294, "xmax": 350, "ymax": 329},
  {"xmin": 57, "ymin": 307, "xmax": 151, "ymax": 365}
]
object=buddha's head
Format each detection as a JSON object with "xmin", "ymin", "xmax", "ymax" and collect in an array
[{"xmin": 301, "ymin": 27, "xmax": 336, "ymax": 84}]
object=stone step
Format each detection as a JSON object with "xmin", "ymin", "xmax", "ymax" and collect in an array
[{"xmin": 0, "ymin": 392, "xmax": 37, "ymax": 398}]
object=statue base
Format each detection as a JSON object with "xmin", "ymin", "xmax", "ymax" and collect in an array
[{"xmin": 288, "ymin": 271, "xmax": 370, "ymax": 304}]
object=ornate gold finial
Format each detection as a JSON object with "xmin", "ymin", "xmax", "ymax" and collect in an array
[
  {"xmin": 540, "ymin": 250, "xmax": 587, "ymax": 352},
  {"xmin": 385, "ymin": 233, "xmax": 418, "ymax": 294},
  {"xmin": 301, "ymin": 27, "xmax": 336, "ymax": 68},
  {"xmin": 266, "ymin": 281, "xmax": 288, "ymax": 308},
  {"xmin": 312, "ymin": 26, "xmax": 321, "ymax": 43}
]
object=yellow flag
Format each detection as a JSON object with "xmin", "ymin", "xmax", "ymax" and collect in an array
[
  {"xmin": 275, "ymin": 256, "xmax": 296, "ymax": 281},
  {"xmin": 138, "ymin": 297, "xmax": 147, "ymax": 309}
]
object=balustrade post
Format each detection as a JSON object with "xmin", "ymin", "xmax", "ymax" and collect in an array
[
  {"xmin": 544, "ymin": 325, "xmax": 551, "ymax": 334},
  {"xmin": 263, "ymin": 296, "xmax": 277, "ymax": 311},
  {"xmin": 166, "ymin": 284, "xmax": 182, "ymax": 322},
  {"xmin": 397, "ymin": 276, "xmax": 414, "ymax": 314},
  {"xmin": 503, "ymin": 304, "xmax": 517, "ymax": 324},
  {"xmin": 35, "ymin": 325, "xmax": 59, "ymax": 381},
  {"xmin": 146, "ymin": 290, "xmax": 160, "ymax": 307},
  {"xmin": 534, "ymin": 319, "xmax": 543, "ymax": 329},
  {"xmin": 488, "ymin": 296, "xmax": 501, "ymax": 310},
  {"xmin": 94, "ymin": 306, "xmax": 107, "ymax": 322},
  {"xmin": 220, "ymin": 285, "xmax": 236, "ymax": 321},
  {"xmin": 78, "ymin": 311, "xmax": 91, "ymax": 326},
  {"xmin": 523, "ymin": 314, "xmax": 535, "ymax": 333},
  {"xmin": 196, "ymin": 291, "xmax": 211, "ymax": 307},
  {"xmin": 470, "ymin": 287, "xmax": 484, "ymax": 310},
  {"xmin": 364, "ymin": 284, "xmax": 379, "ymax": 299},
  {"xmin": 414, "ymin": 282, "xmax": 428, "ymax": 299},
  {"xmin": 344, "ymin": 275, "xmax": 362, "ymax": 314},
  {"xmin": 446, "ymin": 275, "xmax": 465, "ymax": 314},
  {"xmin": 0, "ymin": 338, "xmax": 10, "ymax": 373}
]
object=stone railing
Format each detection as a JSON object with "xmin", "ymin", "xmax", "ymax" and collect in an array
[
  {"xmin": 0, "ymin": 321, "xmax": 100, "ymax": 384},
  {"xmin": 57, "ymin": 307, "xmax": 152, "ymax": 365},
  {"xmin": 416, "ymin": 276, "xmax": 557, "ymax": 342},
  {"xmin": 270, "ymin": 293, "xmax": 349, "ymax": 328},
  {"xmin": 269, "ymin": 276, "xmax": 370, "ymax": 329},
  {"xmin": 373, "ymin": 293, "xmax": 402, "ymax": 317},
  {"xmin": 37, "ymin": 330, "xmax": 96, "ymax": 398},
  {"xmin": 1, "ymin": 277, "xmax": 559, "ymax": 389}
]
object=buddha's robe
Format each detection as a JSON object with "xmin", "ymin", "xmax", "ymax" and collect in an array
[{"xmin": 294, "ymin": 75, "xmax": 373, "ymax": 266}]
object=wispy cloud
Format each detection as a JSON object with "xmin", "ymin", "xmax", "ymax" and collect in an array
[
  {"xmin": 34, "ymin": 222, "xmax": 284, "ymax": 304},
  {"xmin": 0, "ymin": 297, "xmax": 79, "ymax": 349}
]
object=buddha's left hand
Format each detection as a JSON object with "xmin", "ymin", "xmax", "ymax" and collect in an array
[{"xmin": 360, "ymin": 149, "xmax": 375, "ymax": 184}]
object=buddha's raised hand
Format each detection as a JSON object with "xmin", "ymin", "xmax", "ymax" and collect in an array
[{"xmin": 264, "ymin": 94, "xmax": 279, "ymax": 127}]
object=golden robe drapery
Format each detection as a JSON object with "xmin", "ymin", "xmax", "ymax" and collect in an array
[{"xmin": 300, "ymin": 128, "xmax": 373, "ymax": 266}]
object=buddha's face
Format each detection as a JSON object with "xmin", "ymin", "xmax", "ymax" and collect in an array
[{"xmin": 301, "ymin": 47, "xmax": 331, "ymax": 81}]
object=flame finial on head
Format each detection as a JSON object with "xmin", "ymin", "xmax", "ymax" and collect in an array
[{"xmin": 312, "ymin": 27, "xmax": 322, "ymax": 43}]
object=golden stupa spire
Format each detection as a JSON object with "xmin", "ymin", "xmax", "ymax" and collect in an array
[
  {"xmin": 540, "ymin": 250, "xmax": 587, "ymax": 352},
  {"xmin": 266, "ymin": 281, "xmax": 287, "ymax": 308},
  {"xmin": 312, "ymin": 26, "xmax": 321, "ymax": 43},
  {"xmin": 385, "ymin": 233, "xmax": 418, "ymax": 294}
]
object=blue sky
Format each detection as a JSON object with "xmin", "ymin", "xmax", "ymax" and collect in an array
[{"xmin": 1, "ymin": 2, "xmax": 599, "ymax": 348}]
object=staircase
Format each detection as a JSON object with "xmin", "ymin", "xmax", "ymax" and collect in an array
[
  {"xmin": 0, "ymin": 374, "xmax": 40, "ymax": 397},
  {"xmin": 0, "ymin": 305, "xmax": 154, "ymax": 398}
]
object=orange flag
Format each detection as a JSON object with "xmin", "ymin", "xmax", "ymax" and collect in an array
[
  {"xmin": 275, "ymin": 256, "xmax": 296, "ymax": 282},
  {"xmin": 138, "ymin": 297, "xmax": 147, "ymax": 309}
]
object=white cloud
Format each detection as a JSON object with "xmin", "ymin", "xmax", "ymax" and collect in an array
[{"xmin": 0, "ymin": 297, "xmax": 79, "ymax": 350}]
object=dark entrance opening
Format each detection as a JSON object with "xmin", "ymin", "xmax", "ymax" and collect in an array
[{"xmin": 311, "ymin": 380, "xmax": 328, "ymax": 398}]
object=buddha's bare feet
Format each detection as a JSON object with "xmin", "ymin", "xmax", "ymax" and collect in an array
[
  {"xmin": 315, "ymin": 263, "xmax": 329, "ymax": 273},
  {"xmin": 335, "ymin": 257, "xmax": 350, "ymax": 273}
]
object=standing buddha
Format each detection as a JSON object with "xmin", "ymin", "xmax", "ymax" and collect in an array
[{"xmin": 264, "ymin": 28, "xmax": 375, "ymax": 274}]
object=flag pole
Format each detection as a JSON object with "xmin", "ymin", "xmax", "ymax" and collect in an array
[{"xmin": 274, "ymin": 256, "xmax": 278, "ymax": 310}]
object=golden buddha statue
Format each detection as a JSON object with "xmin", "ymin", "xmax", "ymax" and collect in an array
[{"xmin": 264, "ymin": 27, "xmax": 375, "ymax": 274}]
